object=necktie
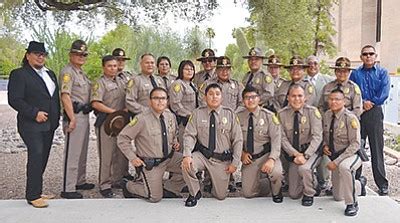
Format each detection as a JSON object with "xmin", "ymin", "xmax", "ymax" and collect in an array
[
  {"xmin": 329, "ymin": 114, "xmax": 335, "ymax": 154},
  {"xmin": 189, "ymin": 82, "xmax": 199, "ymax": 107},
  {"xmin": 205, "ymin": 72, "xmax": 210, "ymax": 81},
  {"xmin": 208, "ymin": 110, "xmax": 216, "ymax": 152},
  {"xmin": 293, "ymin": 111, "xmax": 300, "ymax": 151},
  {"xmin": 162, "ymin": 76, "xmax": 168, "ymax": 89},
  {"xmin": 282, "ymin": 81, "xmax": 295, "ymax": 107},
  {"xmin": 160, "ymin": 114, "xmax": 169, "ymax": 157},
  {"xmin": 246, "ymin": 73, "xmax": 254, "ymax": 87},
  {"xmin": 150, "ymin": 75, "xmax": 158, "ymax": 88},
  {"xmin": 246, "ymin": 112, "xmax": 254, "ymax": 154},
  {"xmin": 335, "ymin": 83, "xmax": 342, "ymax": 91}
]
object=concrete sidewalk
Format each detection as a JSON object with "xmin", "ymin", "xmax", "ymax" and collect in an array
[{"xmin": 1, "ymin": 196, "xmax": 399, "ymax": 223}]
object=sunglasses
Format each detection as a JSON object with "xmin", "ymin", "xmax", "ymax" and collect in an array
[
  {"xmin": 362, "ymin": 52, "xmax": 375, "ymax": 56},
  {"xmin": 202, "ymin": 58, "xmax": 215, "ymax": 63}
]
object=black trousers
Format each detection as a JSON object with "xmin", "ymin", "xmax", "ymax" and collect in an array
[
  {"xmin": 360, "ymin": 106, "xmax": 388, "ymax": 189},
  {"xmin": 18, "ymin": 129, "xmax": 55, "ymax": 201}
]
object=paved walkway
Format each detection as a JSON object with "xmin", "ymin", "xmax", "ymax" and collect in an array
[{"xmin": 1, "ymin": 196, "xmax": 399, "ymax": 223}]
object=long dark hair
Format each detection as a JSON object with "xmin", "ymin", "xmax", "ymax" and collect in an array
[
  {"xmin": 21, "ymin": 53, "xmax": 29, "ymax": 66},
  {"xmin": 177, "ymin": 60, "xmax": 195, "ymax": 81}
]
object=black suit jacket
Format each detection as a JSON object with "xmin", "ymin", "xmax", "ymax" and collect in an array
[{"xmin": 8, "ymin": 64, "xmax": 60, "ymax": 132}]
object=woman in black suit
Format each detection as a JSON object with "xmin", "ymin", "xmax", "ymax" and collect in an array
[{"xmin": 7, "ymin": 41, "xmax": 60, "ymax": 208}]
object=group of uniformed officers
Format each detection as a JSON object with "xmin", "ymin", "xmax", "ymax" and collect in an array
[{"xmin": 12, "ymin": 40, "xmax": 388, "ymax": 217}]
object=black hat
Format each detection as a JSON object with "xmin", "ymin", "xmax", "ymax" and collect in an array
[
  {"xmin": 26, "ymin": 41, "xmax": 47, "ymax": 53},
  {"xmin": 196, "ymin": 49, "xmax": 216, "ymax": 61},
  {"xmin": 243, "ymin": 47, "xmax": 266, "ymax": 59},
  {"xmin": 70, "ymin": 40, "xmax": 88, "ymax": 54},
  {"xmin": 216, "ymin": 56, "xmax": 232, "ymax": 68},
  {"xmin": 112, "ymin": 48, "xmax": 131, "ymax": 60},
  {"xmin": 330, "ymin": 57, "xmax": 354, "ymax": 70},
  {"xmin": 264, "ymin": 54, "xmax": 283, "ymax": 66},
  {"xmin": 284, "ymin": 55, "xmax": 309, "ymax": 68},
  {"xmin": 103, "ymin": 111, "xmax": 130, "ymax": 136}
]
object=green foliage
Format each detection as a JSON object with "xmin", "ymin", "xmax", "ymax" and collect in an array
[
  {"xmin": 0, "ymin": 37, "xmax": 26, "ymax": 76},
  {"xmin": 225, "ymin": 43, "xmax": 248, "ymax": 81}
]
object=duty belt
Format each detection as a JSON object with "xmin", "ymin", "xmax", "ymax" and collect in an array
[
  {"xmin": 195, "ymin": 142, "xmax": 232, "ymax": 162},
  {"xmin": 72, "ymin": 101, "xmax": 92, "ymax": 114},
  {"xmin": 139, "ymin": 150, "xmax": 174, "ymax": 171},
  {"xmin": 250, "ymin": 142, "xmax": 271, "ymax": 160}
]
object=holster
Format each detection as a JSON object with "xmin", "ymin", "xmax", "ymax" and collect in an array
[{"xmin": 94, "ymin": 112, "xmax": 107, "ymax": 128}]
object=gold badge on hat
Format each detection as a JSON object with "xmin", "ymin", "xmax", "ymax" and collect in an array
[
  {"xmin": 301, "ymin": 116, "xmax": 307, "ymax": 124},
  {"xmin": 173, "ymin": 83, "xmax": 181, "ymax": 93},
  {"xmin": 339, "ymin": 121, "xmax": 345, "ymax": 129},
  {"xmin": 272, "ymin": 114, "xmax": 280, "ymax": 125},
  {"xmin": 119, "ymin": 51, "xmax": 124, "ymax": 56},
  {"xmin": 272, "ymin": 58, "xmax": 277, "ymax": 64},
  {"xmin": 205, "ymin": 51, "xmax": 210, "ymax": 57},
  {"xmin": 340, "ymin": 61, "xmax": 346, "ymax": 68},
  {"xmin": 80, "ymin": 45, "xmax": 86, "ymax": 51},
  {"xmin": 222, "ymin": 117, "xmax": 228, "ymax": 125},
  {"xmin": 343, "ymin": 87, "xmax": 350, "ymax": 94},
  {"xmin": 259, "ymin": 118, "xmax": 265, "ymax": 126},
  {"xmin": 293, "ymin": 59, "xmax": 298, "ymax": 65},
  {"xmin": 250, "ymin": 49, "xmax": 256, "ymax": 56},
  {"xmin": 351, "ymin": 118, "xmax": 358, "ymax": 129},
  {"xmin": 222, "ymin": 58, "xmax": 228, "ymax": 66}
]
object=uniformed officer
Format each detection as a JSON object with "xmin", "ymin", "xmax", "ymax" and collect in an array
[
  {"xmin": 182, "ymin": 83, "xmax": 243, "ymax": 207},
  {"xmin": 157, "ymin": 56, "xmax": 177, "ymax": 89},
  {"xmin": 60, "ymin": 40, "xmax": 94, "ymax": 199},
  {"xmin": 264, "ymin": 54, "xmax": 286, "ymax": 93},
  {"xmin": 274, "ymin": 56, "xmax": 317, "ymax": 110},
  {"xmin": 278, "ymin": 84, "xmax": 322, "ymax": 206},
  {"xmin": 237, "ymin": 86, "xmax": 283, "ymax": 202},
  {"xmin": 322, "ymin": 89, "xmax": 366, "ymax": 216},
  {"xmin": 90, "ymin": 55, "xmax": 128, "ymax": 198},
  {"xmin": 112, "ymin": 48, "xmax": 134, "ymax": 83},
  {"xmin": 193, "ymin": 49, "xmax": 216, "ymax": 88},
  {"xmin": 242, "ymin": 47, "xmax": 274, "ymax": 108},
  {"xmin": 319, "ymin": 57, "xmax": 362, "ymax": 119},
  {"xmin": 199, "ymin": 56, "xmax": 244, "ymax": 110},
  {"xmin": 125, "ymin": 53, "xmax": 165, "ymax": 115},
  {"xmin": 117, "ymin": 87, "xmax": 186, "ymax": 202},
  {"xmin": 169, "ymin": 60, "xmax": 198, "ymax": 150}
]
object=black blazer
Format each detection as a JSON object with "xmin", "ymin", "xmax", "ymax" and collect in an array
[{"xmin": 8, "ymin": 64, "xmax": 60, "ymax": 132}]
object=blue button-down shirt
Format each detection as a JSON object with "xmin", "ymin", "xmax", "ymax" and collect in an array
[{"xmin": 349, "ymin": 64, "xmax": 390, "ymax": 106}]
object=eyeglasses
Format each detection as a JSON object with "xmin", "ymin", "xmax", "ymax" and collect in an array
[
  {"xmin": 151, "ymin": 96, "xmax": 168, "ymax": 101},
  {"xmin": 32, "ymin": 51, "xmax": 48, "ymax": 57},
  {"xmin": 183, "ymin": 68, "xmax": 194, "ymax": 71},
  {"xmin": 308, "ymin": 62, "xmax": 318, "ymax": 66},
  {"xmin": 243, "ymin": 95, "xmax": 259, "ymax": 100},
  {"xmin": 202, "ymin": 58, "xmax": 215, "ymax": 63},
  {"xmin": 362, "ymin": 52, "xmax": 375, "ymax": 57}
]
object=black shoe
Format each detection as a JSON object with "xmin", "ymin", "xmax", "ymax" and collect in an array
[
  {"xmin": 75, "ymin": 183, "xmax": 95, "ymax": 190},
  {"xmin": 325, "ymin": 187, "xmax": 333, "ymax": 196},
  {"xmin": 185, "ymin": 191, "xmax": 202, "ymax": 207},
  {"xmin": 314, "ymin": 185, "xmax": 321, "ymax": 197},
  {"xmin": 378, "ymin": 186, "xmax": 389, "ymax": 196},
  {"xmin": 272, "ymin": 192, "xmax": 283, "ymax": 203},
  {"xmin": 163, "ymin": 189, "xmax": 182, "ymax": 198},
  {"xmin": 236, "ymin": 182, "xmax": 242, "ymax": 188},
  {"xmin": 100, "ymin": 188, "xmax": 115, "ymax": 198},
  {"xmin": 344, "ymin": 202, "xmax": 359, "ymax": 216},
  {"xmin": 111, "ymin": 181, "xmax": 123, "ymax": 190},
  {"xmin": 180, "ymin": 186, "xmax": 189, "ymax": 193},
  {"xmin": 121, "ymin": 180, "xmax": 138, "ymax": 198},
  {"xmin": 301, "ymin": 195, "xmax": 314, "ymax": 206},
  {"xmin": 359, "ymin": 176, "xmax": 367, "ymax": 196},
  {"xmin": 228, "ymin": 183, "xmax": 237, "ymax": 192},
  {"xmin": 60, "ymin": 191, "xmax": 83, "ymax": 199},
  {"xmin": 203, "ymin": 184, "xmax": 212, "ymax": 193}
]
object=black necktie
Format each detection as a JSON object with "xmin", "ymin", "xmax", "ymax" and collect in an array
[
  {"xmin": 162, "ymin": 76, "xmax": 168, "ymax": 89},
  {"xmin": 246, "ymin": 112, "xmax": 254, "ymax": 154},
  {"xmin": 246, "ymin": 73, "xmax": 254, "ymax": 87},
  {"xmin": 209, "ymin": 110, "xmax": 216, "ymax": 152},
  {"xmin": 150, "ymin": 75, "xmax": 158, "ymax": 88},
  {"xmin": 329, "ymin": 114, "xmax": 335, "ymax": 154},
  {"xmin": 282, "ymin": 81, "xmax": 295, "ymax": 107},
  {"xmin": 160, "ymin": 114, "xmax": 169, "ymax": 157},
  {"xmin": 293, "ymin": 111, "xmax": 300, "ymax": 151},
  {"xmin": 205, "ymin": 72, "xmax": 210, "ymax": 81},
  {"xmin": 189, "ymin": 82, "xmax": 199, "ymax": 107},
  {"xmin": 335, "ymin": 83, "xmax": 342, "ymax": 91}
]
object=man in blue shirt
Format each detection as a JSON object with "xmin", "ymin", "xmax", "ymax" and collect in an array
[{"xmin": 349, "ymin": 45, "xmax": 390, "ymax": 196}]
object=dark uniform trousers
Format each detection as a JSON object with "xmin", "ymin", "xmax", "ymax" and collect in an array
[
  {"xmin": 241, "ymin": 153, "xmax": 283, "ymax": 198},
  {"xmin": 126, "ymin": 152, "xmax": 185, "ymax": 203}
]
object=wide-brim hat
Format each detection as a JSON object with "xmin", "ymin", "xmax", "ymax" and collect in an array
[
  {"xmin": 216, "ymin": 56, "xmax": 232, "ymax": 68},
  {"xmin": 70, "ymin": 39, "xmax": 88, "ymax": 54},
  {"xmin": 243, "ymin": 47, "xmax": 266, "ymax": 59},
  {"xmin": 330, "ymin": 57, "xmax": 355, "ymax": 70},
  {"xmin": 284, "ymin": 55, "xmax": 309, "ymax": 68},
  {"xmin": 104, "ymin": 110, "xmax": 130, "ymax": 136},
  {"xmin": 112, "ymin": 48, "xmax": 131, "ymax": 60},
  {"xmin": 196, "ymin": 48, "xmax": 216, "ymax": 61},
  {"xmin": 263, "ymin": 54, "xmax": 283, "ymax": 66},
  {"xmin": 26, "ymin": 41, "xmax": 47, "ymax": 54}
]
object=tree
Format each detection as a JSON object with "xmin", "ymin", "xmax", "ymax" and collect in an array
[{"xmin": 205, "ymin": 27, "xmax": 215, "ymax": 48}]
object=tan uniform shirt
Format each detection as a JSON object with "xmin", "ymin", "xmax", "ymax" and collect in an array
[
  {"xmin": 117, "ymin": 109, "xmax": 178, "ymax": 161},
  {"xmin": 236, "ymin": 106, "xmax": 281, "ymax": 161},
  {"xmin": 90, "ymin": 75, "xmax": 126, "ymax": 111},
  {"xmin": 274, "ymin": 78, "xmax": 317, "ymax": 110},
  {"xmin": 183, "ymin": 106, "xmax": 243, "ymax": 167},
  {"xmin": 59, "ymin": 63, "xmax": 91, "ymax": 104},
  {"xmin": 323, "ymin": 108, "xmax": 361, "ymax": 165},
  {"xmin": 199, "ymin": 77, "xmax": 244, "ymax": 110},
  {"xmin": 158, "ymin": 73, "xmax": 177, "ymax": 90},
  {"xmin": 125, "ymin": 73, "xmax": 165, "ymax": 114},
  {"xmin": 193, "ymin": 69, "xmax": 216, "ymax": 89},
  {"xmin": 278, "ymin": 104, "xmax": 323, "ymax": 158},
  {"xmin": 318, "ymin": 80, "xmax": 363, "ymax": 118},
  {"xmin": 117, "ymin": 71, "xmax": 134, "ymax": 84},
  {"xmin": 273, "ymin": 76, "xmax": 286, "ymax": 93},
  {"xmin": 242, "ymin": 69, "xmax": 274, "ymax": 106},
  {"xmin": 169, "ymin": 79, "xmax": 197, "ymax": 117}
]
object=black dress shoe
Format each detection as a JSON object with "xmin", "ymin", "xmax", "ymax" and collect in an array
[
  {"xmin": 359, "ymin": 176, "xmax": 367, "ymax": 196},
  {"xmin": 76, "ymin": 183, "xmax": 95, "ymax": 190},
  {"xmin": 378, "ymin": 186, "xmax": 389, "ymax": 196},
  {"xmin": 60, "ymin": 191, "xmax": 83, "ymax": 199},
  {"xmin": 272, "ymin": 192, "xmax": 283, "ymax": 203},
  {"xmin": 228, "ymin": 183, "xmax": 237, "ymax": 192},
  {"xmin": 163, "ymin": 189, "xmax": 182, "ymax": 198},
  {"xmin": 344, "ymin": 202, "xmax": 359, "ymax": 216},
  {"xmin": 121, "ymin": 180, "xmax": 139, "ymax": 198},
  {"xmin": 185, "ymin": 191, "xmax": 202, "ymax": 207},
  {"xmin": 100, "ymin": 188, "xmax": 115, "ymax": 198},
  {"xmin": 301, "ymin": 195, "xmax": 314, "ymax": 206}
]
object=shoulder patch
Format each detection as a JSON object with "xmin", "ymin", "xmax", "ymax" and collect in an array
[
  {"xmin": 354, "ymin": 85, "xmax": 361, "ymax": 95},
  {"xmin": 308, "ymin": 85, "xmax": 314, "ymax": 94},
  {"xmin": 265, "ymin": 75, "xmax": 272, "ymax": 84},
  {"xmin": 236, "ymin": 115, "xmax": 240, "ymax": 124},
  {"xmin": 199, "ymin": 83, "xmax": 206, "ymax": 91},
  {"xmin": 173, "ymin": 83, "xmax": 181, "ymax": 93},
  {"xmin": 188, "ymin": 114, "xmax": 193, "ymax": 123},
  {"xmin": 351, "ymin": 118, "xmax": 359, "ymax": 129},
  {"xmin": 92, "ymin": 82, "xmax": 99, "ymax": 91},
  {"xmin": 63, "ymin": 73, "xmax": 71, "ymax": 83},
  {"xmin": 314, "ymin": 108, "xmax": 322, "ymax": 119},
  {"xmin": 272, "ymin": 114, "xmax": 280, "ymax": 125},
  {"xmin": 127, "ymin": 79, "xmax": 134, "ymax": 89},
  {"xmin": 129, "ymin": 117, "xmax": 138, "ymax": 126}
]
